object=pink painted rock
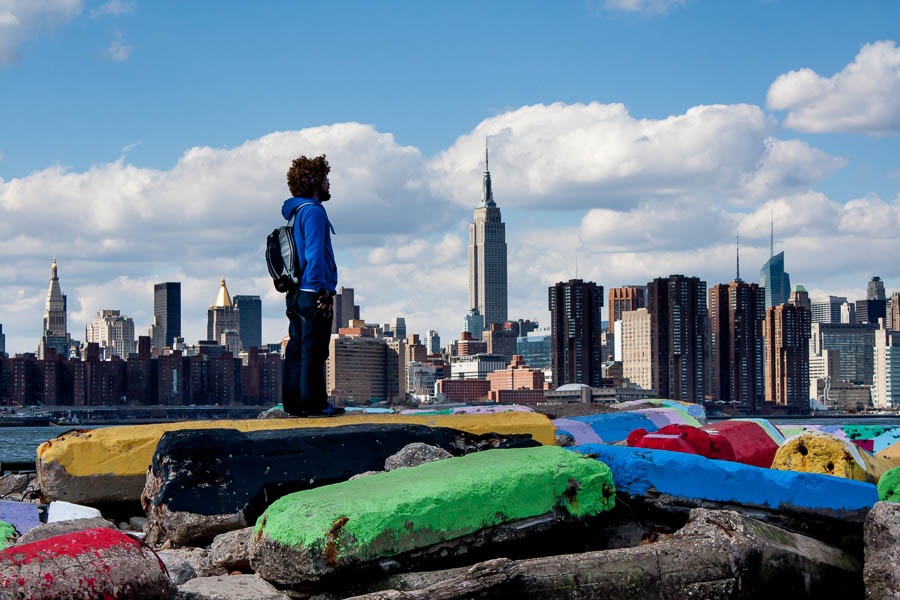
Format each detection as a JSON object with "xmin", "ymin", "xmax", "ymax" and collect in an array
[{"xmin": 0, "ymin": 527, "xmax": 175, "ymax": 599}]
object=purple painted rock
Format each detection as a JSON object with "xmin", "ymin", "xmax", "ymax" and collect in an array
[
  {"xmin": 0, "ymin": 527, "xmax": 175, "ymax": 599},
  {"xmin": 0, "ymin": 501, "xmax": 40, "ymax": 537}
]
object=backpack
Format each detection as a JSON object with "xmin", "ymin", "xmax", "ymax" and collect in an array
[{"xmin": 266, "ymin": 203, "xmax": 314, "ymax": 293}]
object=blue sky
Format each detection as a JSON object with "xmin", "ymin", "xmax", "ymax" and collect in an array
[{"xmin": 2, "ymin": 0, "xmax": 900, "ymax": 354}]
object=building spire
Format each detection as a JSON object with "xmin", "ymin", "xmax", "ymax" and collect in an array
[
  {"xmin": 770, "ymin": 211, "xmax": 774, "ymax": 259},
  {"xmin": 482, "ymin": 138, "xmax": 495, "ymax": 207}
]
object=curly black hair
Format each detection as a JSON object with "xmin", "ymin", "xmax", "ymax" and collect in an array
[{"xmin": 286, "ymin": 154, "xmax": 330, "ymax": 198}]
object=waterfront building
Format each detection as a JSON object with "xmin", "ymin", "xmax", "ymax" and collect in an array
[
  {"xmin": 38, "ymin": 258, "xmax": 71, "ymax": 359},
  {"xmin": 152, "ymin": 282, "xmax": 181, "ymax": 352},
  {"xmin": 448, "ymin": 353, "xmax": 507, "ymax": 380},
  {"xmin": 763, "ymin": 287, "xmax": 811, "ymax": 411},
  {"xmin": 407, "ymin": 360, "xmax": 444, "ymax": 397},
  {"xmin": 608, "ymin": 286, "xmax": 645, "ymax": 335},
  {"xmin": 86, "ymin": 310, "xmax": 136, "ymax": 360},
  {"xmin": 327, "ymin": 332, "xmax": 389, "ymax": 404},
  {"xmin": 647, "ymin": 275, "xmax": 707, "ymax": 403},
  {"xmin": 467, "ymin": 146, "xmax": 508, "ymax": 329},
  {"xmin": 487, "ymin": 355, "xmax": 545, "ymax": 401},
  {"xmin": 809, "ymin": 348, "xmax": 841, "ymax": 408},
  {"xmin": 809, "ymin": 322, "xmax": 876, "ymax": 385},
  {"xmin": 549, "ymin": 279, "xmax": 604, "ymax": 387},
  {"xmin": 233, "ymin": 295, "xmax": 262, "ymax": 350},
  {"xmin": 207, "ymin": 277, "xmax": 240, "ymax": 352},
  {"xmin": 810, "ymin": 296, "xmax": 847, "ymax": 324},
  {"xmin": 620, "ymin": 308, "xmax": 653, "ymax": 391},
  {"xmin": 708, "ymin": 279, "xmax": 765, "ymax": 409},
  {"xmin": 872, "ymin": 319, "xmax": 900, "ymax": 409}
]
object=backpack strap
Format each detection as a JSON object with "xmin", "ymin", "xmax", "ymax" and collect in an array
[{"xmin": 290, "ymin": 202, "xmax": 335, "ymax": 234}]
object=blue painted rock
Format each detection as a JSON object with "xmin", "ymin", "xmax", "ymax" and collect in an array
[{"xmin": 571, "ymin": 443, "xmax": 877, "ymax": 521}]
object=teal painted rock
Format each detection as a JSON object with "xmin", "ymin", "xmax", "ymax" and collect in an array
[
  {"xmin": 250, "ymin": 446, "xmax": 614, "ymax": 585},
  {"xmin": 877, "ymin": 466, "xmax": 900, "ymax": 502}
]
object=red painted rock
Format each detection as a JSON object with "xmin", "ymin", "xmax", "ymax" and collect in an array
[
  {"xmin": 0, "ymin": 527, "xmax": 175, "ymax": 599},
  {"xmin": 628, "ymin": 424, "xmax": 737, "ymax": 463}
]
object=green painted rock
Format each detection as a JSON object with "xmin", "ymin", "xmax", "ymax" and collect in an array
[
  {"xmin": 877, "ymin": 466, "xmax": 900, "ymax": 502},
  {"xmin": 250, "ymin": 445, "xmax": 614, "ymax": 585},
  {"xmin": 0, "ymin": 522, "xmax": 13, "ymax": 550}
]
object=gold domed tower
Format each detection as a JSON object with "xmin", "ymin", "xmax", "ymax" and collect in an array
[{"xmin": 207, "ymin": 276, "xmax": 241, "ymax": 353}]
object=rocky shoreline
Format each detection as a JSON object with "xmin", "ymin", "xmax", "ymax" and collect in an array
[{"xmin": 0, "ymin": 403, "xmax": 898, "ymax": 599}]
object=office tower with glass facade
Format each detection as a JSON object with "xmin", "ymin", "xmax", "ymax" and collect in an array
[
  {"xmin": 809, "ymin": 322, "xmax": 877, "ymax": 385},
  {"xmin": 760, "ymin": 251, "xmax": 791, "ymax": 310},
  {"xmin": 708, "ymin": 280, "xmax": 765, "ymax": 410},
  {"xmin": 425, "ymin": 330, "xmax": 441, "ymax": 354},
  {"xmin": 647, "ymin": 275, "xmax": 707, "ymax": 403},
  {"xmin": 548, "ymin": 279, "xmax": 604, "ymax": 387},
  {"xmin": 463, "ymin": 308, "xmax": 485, "ymax": 341},
  {"xmin": 153, "ymin": 282, "xmax": 181, "ymax": 350},
  {"xmin": 233, "ymin": 295, "xmax": 262, "ymax": 350},
  {"xmin": 467, "ymin": 146, "xmax": 507, "ymax": 329}
]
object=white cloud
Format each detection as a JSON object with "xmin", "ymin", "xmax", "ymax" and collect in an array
[
  {"xmin": 598, "ymin": 0, "xmax": 687, "ymax": 16},
  {"xmin": 104, "ymin": 29, "xmax": 131, "ymax": 61},
  {"xmin": 429, "ymin": 102, "xmax": 842, "ymax": 211},
  {"xmin": 90, "ymin": 0, "xmax": 134, "ymax": 18},
  {"xmin": 767, "ymin": 40, "xmax": 900, "ymax": 135},
  {"xmin": 0, "ymin": 0, "xmax": 82, "ymax": 66}
]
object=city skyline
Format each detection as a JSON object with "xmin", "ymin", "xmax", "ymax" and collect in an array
[{"xmin": 2, "ymin": 3, "xmax": 900, "ymax": 353}]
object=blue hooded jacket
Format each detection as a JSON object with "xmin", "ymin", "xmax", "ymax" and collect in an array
[{"xmin": 281, "ymin": 197, "xmax": 337, "ymax": 294}]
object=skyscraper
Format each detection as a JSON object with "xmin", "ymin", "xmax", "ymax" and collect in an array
[
  {"xmin": 647, "ymin": 275, "xmax": 707, "ymax": 403},
  {"xmin": 620, "ymin": 308, "xmax": 652, "ymax": 391},
  {"xmin": 708, "ymin": 280, "xmax": 765, "ymax": 410},
  {"xmin": 425, "ymin": 330, "xmax": 441, "ymax": 354},
  {"xmin": 208, "ymin": 277, "xmax": 240, "ymax": 352},
  {"xmin": 763, "ymin": 287, "xmax": 811, "ymax": 411},
  {"xmin": 38, "ymin": 258, "xmax": 71, "ymax": 359},
  {"xmin": 467, "ymin": 146, "xmax": 508, "ymax": 329},
  {"xmin": 153, "ymin": 282, "xmax": 181, "ymax": 350},
  {"xmin": 0, "ymin": 323, "xmax": 5, "ymax": 355},
  {"xmin": 608, "ymin": 286, "xmax": 645, "ymax": 335},
  {"xmin": 873, "ymin": 319, "xmax": 900, "ymax": 409},
  {"xmin": 86, "ymin": 309, "xmax": 136, "ymax": 359},
  {"xmin": 548, "ymin": 279, "xmax": 604, "ymax": 387},
  {"xmin": 810, "ymin": 295, "xmax": 847, "ymax": 324},
  {"xmin": 392, "ymin": 317, "xmax": 407, "ymax": 341},
  {"xmin": 759, "ymin": 220, "xmax": 790, "ymax": 309},
  {"xmin": 233, "ymin": 295, "xmax": 262, "ymax": 350}
]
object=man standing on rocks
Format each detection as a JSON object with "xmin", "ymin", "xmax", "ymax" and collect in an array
[{"xmin": 281, "ymin": 154, "xmax": 344, "ymax": 417}]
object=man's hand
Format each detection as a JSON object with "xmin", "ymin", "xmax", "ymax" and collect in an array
[{"xmin": 316, "ymin": 289, "xmax": 333, "ymax": 310}]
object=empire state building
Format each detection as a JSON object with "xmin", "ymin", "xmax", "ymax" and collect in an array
[{"xmin": 467, "ymin": 147, "xmax": 508, "ymax": 329}]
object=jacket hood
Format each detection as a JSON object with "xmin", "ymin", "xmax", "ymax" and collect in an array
[{"xmin": 281, "ymin": 196, "xmax": 319, "ymax": 220}]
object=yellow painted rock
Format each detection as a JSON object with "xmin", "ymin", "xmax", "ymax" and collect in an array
[
  {"xmin": 876, "ymin": 440, "xmax": 900, "ymax": 469},
  {"xmin": 37, "ymin": 411, "xmax": 556, "ymax": 504},
  {"xmin": 771, "ymin": 430, "xmax": 892, "ymax": 484}
]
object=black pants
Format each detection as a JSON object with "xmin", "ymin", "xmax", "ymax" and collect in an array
[{"xmin": 282, "ymin": 290, "xmax": 333, "ymax": 415}]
